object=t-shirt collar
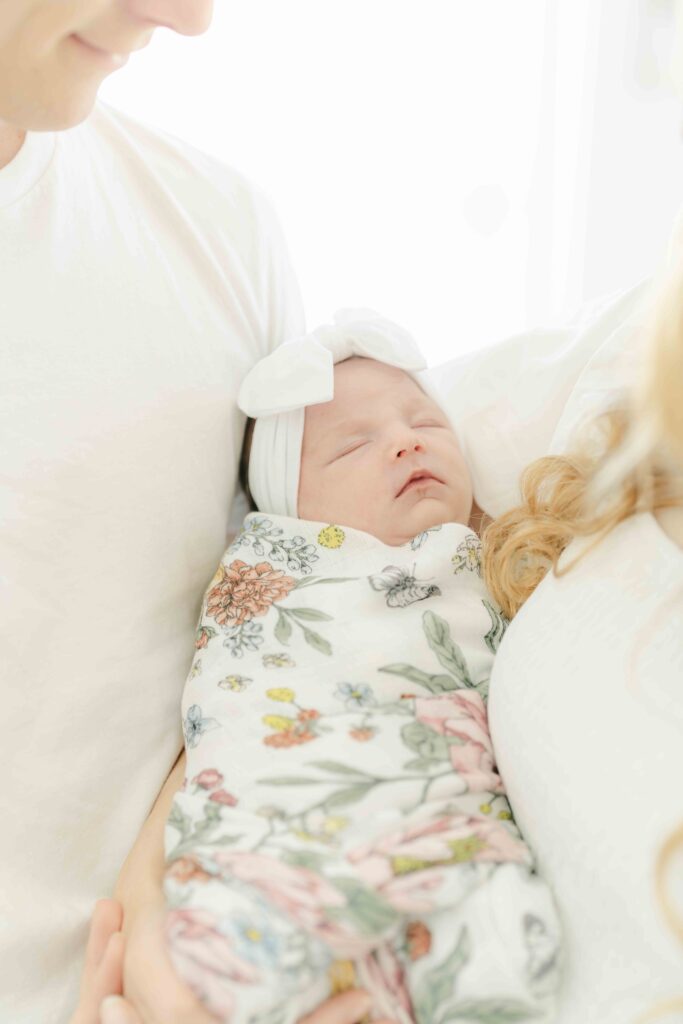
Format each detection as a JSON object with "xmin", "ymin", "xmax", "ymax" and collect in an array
[{"xmin": 0, "ymin": 129, "xmax": 56, "ymax": 209}]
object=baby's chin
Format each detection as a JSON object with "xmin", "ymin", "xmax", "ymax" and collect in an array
[{"xmin": 379, "ymin": 503, "xmax": 471, "ymax": 547}]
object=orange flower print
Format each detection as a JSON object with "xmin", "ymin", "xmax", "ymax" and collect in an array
[
  {"xmin": 206, "ymin": 560, "xmax": 296, "ymax": 628},
  {"xmin": 264, "ymin": 730, "xmax": 316, "ymax": 748},
  {"xmin": 194, "ymin": 625, "xmax": 217, "ymax": 650},
  {"xmin": 349, "ymin": 727, "xmax": 375, "ymax": 742},
  {"xmin": 405, "ymin": 921, "xmax": 432, "ymax": 960},
  {"xmin": 297, "ymin": 709, "xmax": 320, "ymax": 722}
]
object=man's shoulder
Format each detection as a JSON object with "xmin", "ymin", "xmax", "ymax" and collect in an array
[
  {"xmin": 70, "ymin": 101, "xmax": 285, "ymax": 261},
  {"xmin": 89, "ymin": 101, "xmax": 249, "ymax": 193}
]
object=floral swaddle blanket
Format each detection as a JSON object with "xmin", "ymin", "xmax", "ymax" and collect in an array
[{"xmin": 164, "ymin": 514, "xmax": 561, "ymax": 1024}]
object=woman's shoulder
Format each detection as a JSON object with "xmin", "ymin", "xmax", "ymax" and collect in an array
[{"xmin": 554, "ymin": 509, "xmax": 683, "ymax": 579}]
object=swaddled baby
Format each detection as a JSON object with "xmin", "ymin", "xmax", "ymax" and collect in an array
[{"xmin": 163, "ymin": 312, "xmax": 561, "ymax": 1024}]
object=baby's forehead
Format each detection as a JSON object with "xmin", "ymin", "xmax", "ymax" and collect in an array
[
  {"xmin": 333, "ymin": 356, "xmax": 427, "ymax": 402},
  {"xmin": 318, "ymin": 358, "xmax": 445, "ymax": 428}
]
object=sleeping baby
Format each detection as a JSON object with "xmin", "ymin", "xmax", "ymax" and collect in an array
[{"xmin": 163, "ymin": 311, "xmax": 561, "ymax": 1024}]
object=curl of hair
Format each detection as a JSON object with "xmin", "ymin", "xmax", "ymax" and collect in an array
[{"xmin": 482, "ymin": 406, "xmax": 682, "ymax": 619}]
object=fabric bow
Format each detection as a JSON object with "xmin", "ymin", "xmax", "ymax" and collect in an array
[
  {"xmin": 237, "ymin": 308, "xmax": 427, "ymax": 418},
  {"xmin": 236, "ymin": 309, "xmax": 428, "ymax": 518}
]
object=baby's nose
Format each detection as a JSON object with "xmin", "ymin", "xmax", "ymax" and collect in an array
[{"xmin": 396, "ymin": 441, "xmax": 425, "ymax": 458}]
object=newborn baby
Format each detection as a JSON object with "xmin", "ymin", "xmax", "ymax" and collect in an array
[{"xmin": 163, "ymin": 312, "xmax": 561, "ymax": 1024}]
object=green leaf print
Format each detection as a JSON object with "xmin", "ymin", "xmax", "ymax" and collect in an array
[
  {"xmin": 475, "ymin": 678, "xmax": 490, "ymax": 702},
  {"xmin": 482, "ymin": 599, "xmax": 508, "ymax": 655},
  {"xmin": 293, "ymin": 576, "xmax": 358, "ymax": 589},
  {"xmin": 258, "ymin": 776, "xmax": 320, "ymax": 786},
  {"xmin": 403, "ymin": 756, "xmax": 445, "ymax": 771},
  {"xmin": 308, "ymin": 761, "xmax": 374, "ymax": 778},
  {"xmin": 288, "ymin": 608, "xmax": 334, "ymax": 621},
  {"xmin": 213, "ymin": 834, "xmax": 243, "ymax": 846},
  {"xmin": 281, "ymin": 849, "xmax": 328, "ymax": 871},
  {"xmin": 167, "ymin": 801, "xmax": 192, "ymax": 841},
  {"xmin": 379, "ymin": 662, "xmax": 458, "ymax": 693},
  {"xmin": 413, "ymin": 926, "xmax": 470, "ymax": 1024},
  {"xmin": 423, "ymin": 611, "xmax": 475, "ymax": 687},
  {"xmin": 328, "ymin": 877, "xmax": 399, "ymax": 936},
  {"xmin": 301, "ymin": 627, "xmax": 332, "ymax": 656},
  {"xmin": 324, "ymin": 782, "xmax": 375, "ymax": 809},
  {"xmin": 401, "ymin": 720, "xmax": 452, "ymax": 761},
  {"xmin": 440, "ymin": 1000, "xmax": 543, "ymax": 1023},
  {"xmin": 275, "ymin": 610, "xmax": 292, "ymax": 645}
]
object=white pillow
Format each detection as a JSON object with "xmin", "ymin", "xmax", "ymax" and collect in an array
[{"xmin": 420, "ymin": 279, "xmax": 652, "ymax": 518}]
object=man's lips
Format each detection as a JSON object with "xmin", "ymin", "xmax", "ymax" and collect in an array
[{"xmin": 395, "ymin": 470, "xmax": 443, "ymax": 498}]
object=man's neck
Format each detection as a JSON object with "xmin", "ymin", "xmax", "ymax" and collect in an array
[{"xmin": 0, "ymin": 122, "xmax": 27, "ymax": 170}]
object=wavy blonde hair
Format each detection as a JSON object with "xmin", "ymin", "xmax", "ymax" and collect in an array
[
  {"xmin": 481, "ymin": 263, "xmax": 683, "ymax": 1019},
  {"xmin": 482, "ymin": 264, "xmax": 683, "ymax": 621}
]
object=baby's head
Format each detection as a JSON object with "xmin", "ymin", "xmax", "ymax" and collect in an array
[
  {"xmin": 240, "ymin": 315, "xmax": 473, "ymax": 546},
  {"xmin": 297, "ymin": 356, "xmax": 472, "ymax": 545}
]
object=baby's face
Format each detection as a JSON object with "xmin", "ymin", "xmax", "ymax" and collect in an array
[{"xmin": 297, "ymin": 357, "xmax": 472, "ymax": 546}]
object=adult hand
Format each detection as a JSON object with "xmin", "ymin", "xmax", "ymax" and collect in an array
[
  {"xmin": 120, "ymin": 898, "xmax": 395, "ymax": 1024},
  {"xmin": 298, "ymin": 989, "xmax": 395, "ymax": 1024},
  {"xmin": 69, "ymin": 898, "xmax": 138, "ymax": 1024},
  {"xmin": 117, "ymin": 897, "xmax": 217, "ymax": 1024},
  {"xmin": 71, "ymin": 898, "xmax": 395, "ymax": 1024}
]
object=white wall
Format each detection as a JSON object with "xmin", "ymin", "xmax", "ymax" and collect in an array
[{"xmin": 101, "ymin": 1, "xmax": 683, "ymax": 365}]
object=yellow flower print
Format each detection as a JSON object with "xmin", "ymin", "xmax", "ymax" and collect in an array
[
  {"xmin": 479, "ymin": 803, "xmax": 492, "ymax": 815},
  {"xmin": 263, "ymin": 653, "xmax": 296, "ymax": 669},
  {"xmin": 266, "ymin": 687, "xmax": 295, "ymax": 703},
  {"xmin": 323, "ymin": 816, "xmax": 348, "ymax": 835},
  {"xmin": 218, "ymin": 674, "xmax": 252, "ymax": 692},
  {"xmin": 189, "ymin": 659, "xmax": 202, "ymax": 680},
  {"xmin": 497, "ymin": 810, "xmax": 512, "ymax": 821},
  {"xmin": 262, "ymin": 713, "xmax": 296, "ymax": 732},
  {"xmin": 329, "ymin": 960, "xmax": 357, "ymax": 995},
  {"xmin": 318, "ymin": 525, "xmax": 345, "ymax": 549}
]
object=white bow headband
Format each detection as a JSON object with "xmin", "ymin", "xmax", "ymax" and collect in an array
[{"xmin": 237, "ymin": 309, "xmax": 428, "ymax": 517}]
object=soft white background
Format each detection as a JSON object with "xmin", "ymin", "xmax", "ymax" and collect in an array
[{"xmin": 101, "ymin": 0, "xmax": 683, "ymax": 364}]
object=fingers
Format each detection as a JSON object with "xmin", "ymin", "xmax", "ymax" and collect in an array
[
  {"xmin": 93, "ymin": 932, "xmax": 125, "ymax": 1002},
  {"xmin": 297, "ymin": 989, "xmax": 373, "ymax": 1024},
  {"xmin": 100, "ymin": 996, "xmax": 144, "ymax": 1024},
  {"xmin": 84, "ymin": 900, "xmax": 124, "ymax": 976}
]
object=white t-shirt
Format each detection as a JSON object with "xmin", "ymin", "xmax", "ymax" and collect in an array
[
  {"xmin": 488, "ymin": 515, "xmax": 683, "ymax": 1021},
  {"xmin": 0, "ymin": 103, "xmax": 304, "ymax": 1023}
]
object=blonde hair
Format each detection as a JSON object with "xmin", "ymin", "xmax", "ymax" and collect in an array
[
  {"xmin": 482, "ymin": 264, "xmax": 683, "ymax": 620},
  {"xmin": 481, "ymin": 262, "xmax": 683, "ymax": 1017}
]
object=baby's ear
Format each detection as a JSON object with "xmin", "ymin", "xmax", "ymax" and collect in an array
[{"xmin": 239, "ymin": 417, "xmax": 257, "ymax": 511}]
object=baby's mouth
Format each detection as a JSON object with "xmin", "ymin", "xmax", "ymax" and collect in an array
[{"xmin": 396, "ymin": 470, "xmax": 443, "ymax": 498}]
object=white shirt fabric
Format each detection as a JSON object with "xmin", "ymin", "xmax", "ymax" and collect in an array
[
  {"xmin": 421, "ymin": 279, "xmax": 652, "ymax": 518},
  {"xmin": 488, "ymin": 514, "xmax": 683, "ymax": 1021},
  {"xmin": 0, "ymin": 102, "xmax": 304, "ymax": 1023}
]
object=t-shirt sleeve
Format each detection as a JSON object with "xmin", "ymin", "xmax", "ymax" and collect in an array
[{"xmin": 247, "ymin": 184, "xmax": 306, "ymax": 354}]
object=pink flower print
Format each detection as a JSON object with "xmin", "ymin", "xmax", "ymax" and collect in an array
[
  {"xmin": 211, "ymin": 852, "xmax": 373, "ymax": 957},
  {"xmin": 355, "ymin": 946, "xmax": 415, "ymax": 1024},
  {"xmin": 166, "ymin": 908, "xmax": 260, "ymax": 1021},
  {"xmin": 347, "ymin": 812, "xmax": 530, "ymax": 914},
  {"xmin": 192, "ymin": 769, "xmax": 224, "ymax": 791},
  {"xmin": 209, "ymin": 789, "xmax": 238, "ymax": 806},
  {"xmin": 206, "ymin": 560, "xmax": 296, "ymax": 628},
  {"xmin": 414, "ymin": 691, "xmax": 503, "ymax": 793}
]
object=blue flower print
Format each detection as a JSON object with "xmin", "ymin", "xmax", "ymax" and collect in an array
[
  {"xmin": 333, "ymin": 682, "xmax": 376, "ymax": 709},
  {"xmin": 183, "ymin": 704, "xmax": 220, "ymax": 748}
]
